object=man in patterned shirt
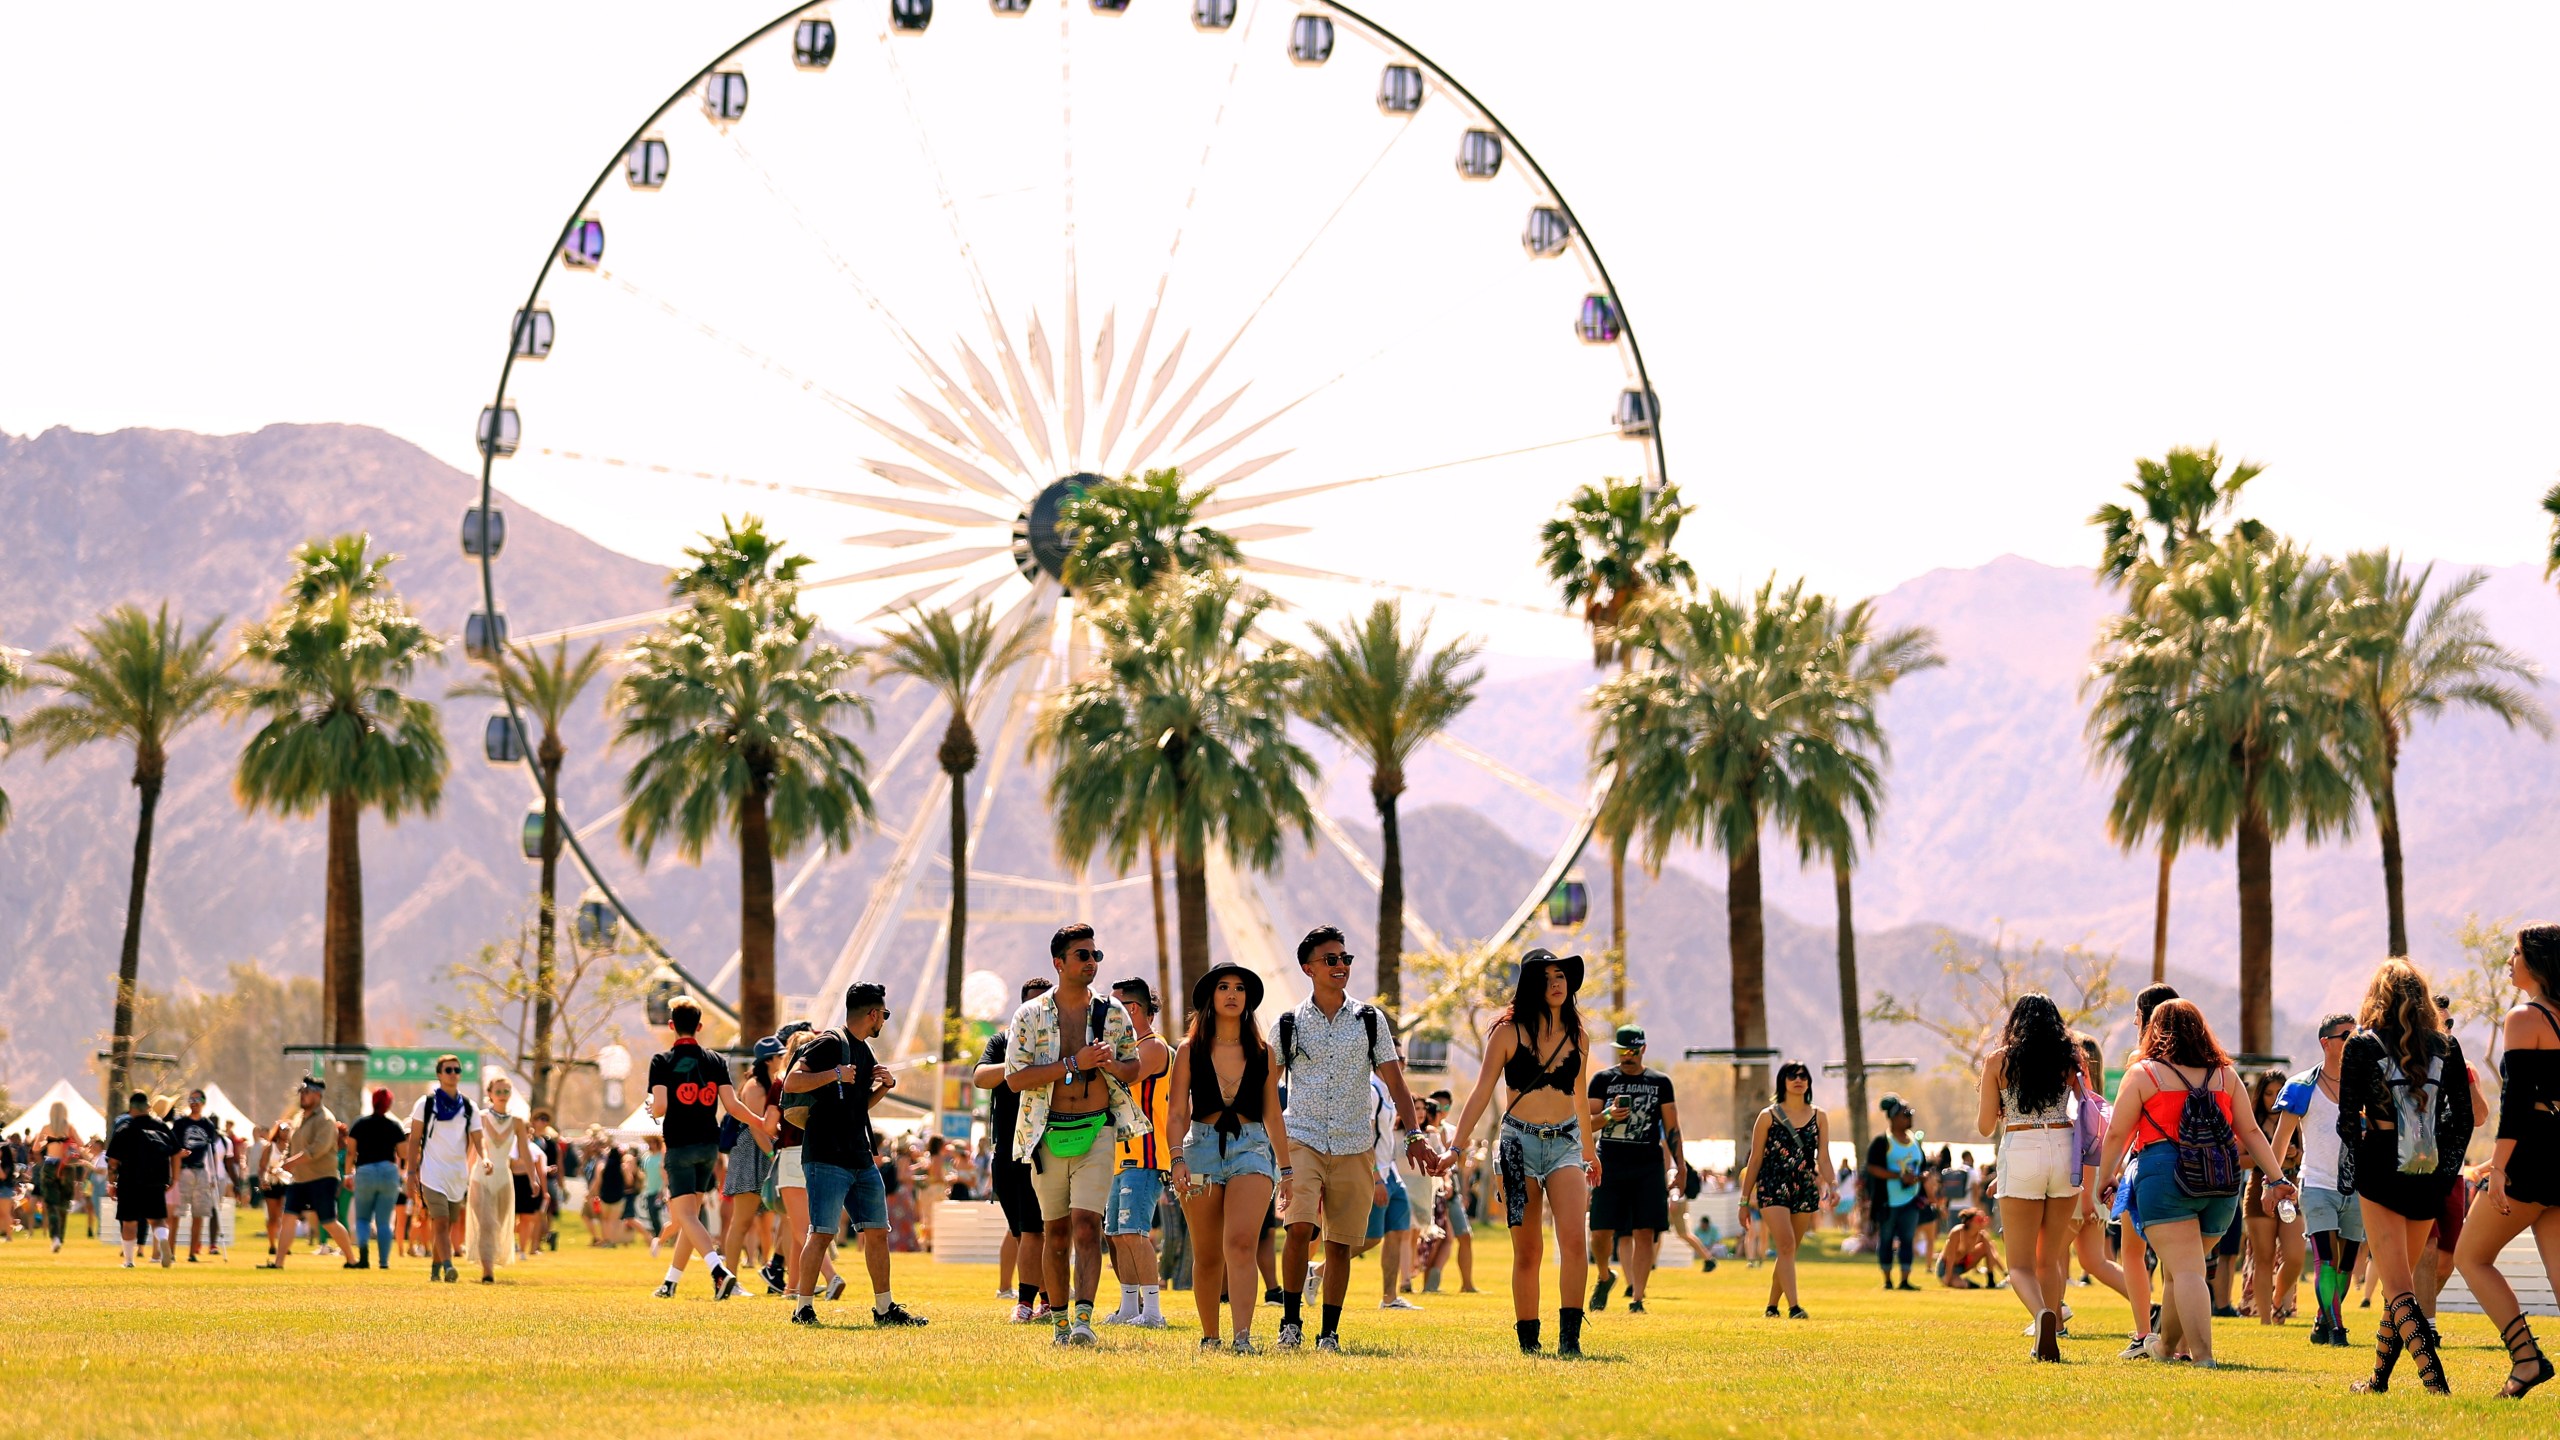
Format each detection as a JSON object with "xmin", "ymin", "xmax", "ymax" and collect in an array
[
  {"xmin": 1002, "ymin": 923, "xmax": 1149, "ymax": 1347},
  {"xmin": 1275, "ymin": 924, "xmax": 1443, "ymax": 1352}
]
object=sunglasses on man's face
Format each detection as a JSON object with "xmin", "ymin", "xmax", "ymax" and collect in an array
[
  {"xmin": 2319, "ymin": 1030, "xmax": 2350, "ymax": 1043},
  {"xmin": 438, "ymin": 1066, "xmax": 461, "ymax": 1075},
  {"xmin": 1314, "ymin": 951, "xmax": 1354, "ymax": 966},
  {"xmin": 1069, "ymin": 949, "xmax": 1103, "ymax": 963}
]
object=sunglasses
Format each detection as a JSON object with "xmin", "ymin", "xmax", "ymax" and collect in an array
[
  {"xmin": 437, "ymin": 1066, "xmax": 461, "ymax": 1075},
  {"xmin": 1314, "ymin": 951, "xmax": 1356, "ymax": 965},
  {"xmin": 2318, "ymin": 1031, "xmax": 2350, "ymax": 1043},
  {"xmin": 1069, "ymin": 949, "xmax": 1103, "ymax": 963}
]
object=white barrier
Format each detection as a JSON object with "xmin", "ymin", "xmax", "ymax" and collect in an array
[
  {"xmin": 2437, "ymin": 1233, "xmax": 2558, "ymax": 1318},
  {"xmin": 931, "ymin": 1199, "xmax": 1006, "ymax": 1264}
]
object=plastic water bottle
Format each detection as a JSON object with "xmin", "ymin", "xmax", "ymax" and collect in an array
[{"xmin": 2276, "ymin": 1195, "xmax": 2298, "ymax": 1224}]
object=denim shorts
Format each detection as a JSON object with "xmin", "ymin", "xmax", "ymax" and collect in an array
[
  {"xmin": 2110, "ymin": 1149, "xmax": 2139, "ymax": 1221},
  {"xmin": 804, "ymin": 1160, "xmax": 887, "ymax": 1236},
  {"xmin": 1180, "ymin": 1121, "xmax": 1277, "ymax": 1188},
  {"xmin": 1106, "ymin": 1166, "xmax": 1163, "ymax": 1237},
  {"xmin": 2129, "ymin": 1146, "xmax": 2239, "ymax": 1241},
  {"xmin": 1365, "ymin": 1174, "xmax": 1412, "ymax": 1240},
  {"xmin": 2299, "ymin": 1185, "xmax": 2365, "ymax": 1242},
  {"xmin": 1498, "ymin": 1115, "xmax": 1584, "ymax": 1227}
]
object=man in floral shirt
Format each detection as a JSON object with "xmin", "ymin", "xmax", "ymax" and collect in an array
[{"xmin": 1003, "ymin": 923, "xmax": 1147, "ymax": 1346}]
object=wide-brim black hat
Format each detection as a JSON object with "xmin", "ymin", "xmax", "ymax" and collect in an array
[
  {"xmin": 1192, "ymin": 961, "xmax": 1266, "ymax": 1015},
  {"xmin": 1519, "ymin": 948, "xmax": 1584, "ymax": 994}
]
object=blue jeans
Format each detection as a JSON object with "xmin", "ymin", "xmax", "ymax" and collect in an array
[
  {"xmin": 351, "ymin": 1162, "xmax": 400, "ymax": 1265},
  {"xmin": 805, "ymin": 1161, "xmax": 887, "ymax": 1236},
  {"xmin": 1877, "ymin": 1200, "xmax": 1920, "ymax": 1276}
]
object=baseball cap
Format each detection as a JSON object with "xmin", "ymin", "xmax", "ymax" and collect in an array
[
  {"xmin": 1614, "ymin": 1025, "xmax": 1646, "ymax": 1050},
  {"xmin": 1879, "ymin": 1091, "xmax": 1909, "ymax": 1115},
  {"xmin": 297, "ymin": 1075, "xmax": 327, "ymax": 1093}
]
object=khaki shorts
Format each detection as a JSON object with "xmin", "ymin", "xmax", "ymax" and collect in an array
[
  {"xmin": 1031, "ymin": 1133, "xmax": 1115, "ymax": 1221},
  {"xmin": 1282, "ymin": 1143, "xmax": 1377, "ymax": 1248},
  {"xmin": 419, "ymin": 1188, "xmax": 465, "ymax": 1222},
  {"xmin": 177, "ymin": 1168, "xmax": 219, "ymax": 1216}
]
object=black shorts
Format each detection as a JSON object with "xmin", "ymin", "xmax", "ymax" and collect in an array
[
  {"xmin": 513, "ymin": 1174, "xmax": 541, "ymax": 1215},
  {"xmin": 993, "ymin": 1160, "xmax": 1044, "ymax": 1237},
  {"xmin": 663, "ymin": 1143, "xmax": 717, "ymax": 1199},
  {"xmin": 117, "ymin": 1187, "xmax": 168, "ymax": 1224},
  {"xmin": 286, "ymin": 1177, "xmax": 339, "ymax": 1217},
  {"xmin": 1590, "ymin": 1167, "xmax": 1670, "ymax": 1235}
]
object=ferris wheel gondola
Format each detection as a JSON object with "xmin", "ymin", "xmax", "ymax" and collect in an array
[{"xmin": 469, "ymin": 0, "xmax": 1669, "ymax": 1050}]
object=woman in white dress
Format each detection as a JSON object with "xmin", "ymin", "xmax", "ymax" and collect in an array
[{"xmin": 464, "ymin": 1077, "xmax": 532, "ymax": 1282}]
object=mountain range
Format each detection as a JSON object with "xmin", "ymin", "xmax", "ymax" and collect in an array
[{"xmin": 3, "ymin": 424, "xmax": 2555, "ymax": 1111}]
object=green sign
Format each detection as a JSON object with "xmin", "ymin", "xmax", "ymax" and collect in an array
[{"xmin": 366, "ymin": 1048, "xmax": 477, "ymax": 1084}]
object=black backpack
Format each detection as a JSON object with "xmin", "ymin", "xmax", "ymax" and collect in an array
[
  {"xmin": 2151, "ymin": 1064, "xmax": 2242, "ymax": 1199},
  {"xmin": 1275, "ymin": 1002, "xmax": 1392, "ymax": 1076}
]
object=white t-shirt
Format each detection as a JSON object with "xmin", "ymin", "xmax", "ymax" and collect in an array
[
  {"xmin": 2274, "ymin": 1067, "xmax": 2340, "ymax": 1193},
  {"xmin": 408, "ymin": 1092, "xmax": 474, "ymax": 1200}
]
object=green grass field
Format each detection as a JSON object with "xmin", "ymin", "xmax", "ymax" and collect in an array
[{"xmin": 5, "ymin": 1229, "xmax": 2550, "ymax": 1438}]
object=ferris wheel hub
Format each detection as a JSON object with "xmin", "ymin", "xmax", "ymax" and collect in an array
[{"xmin": 1011, "ymin": 473, "xmax": 1101, "ymax": 588}]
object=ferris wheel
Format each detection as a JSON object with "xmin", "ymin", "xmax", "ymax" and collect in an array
[{"xmin": 467, "ymin": 0, "xmax": 1668, "ymax": 1055}]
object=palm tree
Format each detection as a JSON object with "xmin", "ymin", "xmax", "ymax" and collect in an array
[
  {"xmin": 233, "ymin": 536, "xmax": 448, "ymax": 1058},
  {"xmin": 19, "ymin": 605, "xmax": 229, "ymax": 1110},
  {"xmin": 2088, "ymin": 444, "xmax": 2266, "ymax": 982},
  {"xmin": 2086, "ymin": 534, "xmax": 2359, "ymax": 1054},
  {"xmin": 450, "ymin": 638, "xmax": 611, "ymax": 1109},
  {"xmin": 872, "ymin": 602, "xmax": 1043, "ymax": 1063},
  {"xmin": 1058, "ymin": 468, "xmax": 1240, "ymax": 595},
  {"xmin": 1037, "ymin": 571, "xmax": 1316, "ymax": 1000},
  {"xmin": 672, "ymin": 513, "xmax": 814, "ymax": 601},
  {"xmin": 1593, "ymin": 579, "xmax": 1883, "ymax": 1137},
  {"xmin": 1297, "ymin": 601, "xmax": 1483, "ymax": 1021},
  {"xmin": 1787, "ymin": 600, "xmax": 1940, "ymax": 1151},
  {"xmin": 2544, "ymin": 482, "xmax": 2560, "ymax": 586},
  {"xmin": 1540, "ymin": 478, "xmax": 1695, "ymax": 1011},
  {"xmin": 0, "ymin": 644, "xmax": 22, "ymax": 834},
  {"xmin": 2331, "ymin": 552, "xmax": 2549, "ymax": 956},
  {"xmin": 615, "ymin": 580, "xmax": 872, "ymax": 1041}
]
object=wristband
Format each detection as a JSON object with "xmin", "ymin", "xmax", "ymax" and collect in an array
[{"xmin": 1277, "ymin": 1166, "xmax": 1294, "ymax": 1179}]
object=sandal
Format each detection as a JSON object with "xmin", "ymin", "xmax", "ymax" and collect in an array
[{"xmin": 2500, "ymin": 1315, "xmax": 2554, "ymax": 1400}]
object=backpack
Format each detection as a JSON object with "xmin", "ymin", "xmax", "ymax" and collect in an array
[
  {"xmin": 2150, "ymin": 1064, "xmax": 2242, "ymax": 1200},
  {"xmin": 1276, "ymin": 1003, "xmax": 1390, "ymax": 1076},
  {"xmin": 2376, "ymin": 1046, "xmax": 2444, "ymax": 1176}
]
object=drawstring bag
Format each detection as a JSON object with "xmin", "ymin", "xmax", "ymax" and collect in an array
[
  {"xmin": 2377, "ymin": 1049, "xmax": 2443, "ymax": 1176},
  {"xmin": 2160, "ymin": 1067, "xmax": 2243, "ymax": 1200}
]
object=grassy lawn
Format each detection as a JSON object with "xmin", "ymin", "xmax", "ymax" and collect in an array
[{"xmin": 5, "ymin": 1228, "xmax": 2549, "ymax": 1438}]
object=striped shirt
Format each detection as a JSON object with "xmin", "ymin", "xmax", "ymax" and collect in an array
[{"xmin": 1117, "ymin": 1048, "xmax": 1172, "ymax": 1171}]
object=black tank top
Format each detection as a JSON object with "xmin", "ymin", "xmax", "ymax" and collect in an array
[{"xmin": 1189, "ymin": 1033, "xmax": 1269, "ymax": 1150}]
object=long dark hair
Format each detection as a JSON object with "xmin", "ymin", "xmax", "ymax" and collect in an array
[
  {"xmin": 1505, "ymin": 955, "xmax": 1583, "ymax": 1066},
  {"xmin": 1998, "ymin": 992, "xmax": 2077, "ymax": 1117},
  {"xmin": 2250, "ymin": 1068, "xmax": 2286, "ymax": 1129},
  {"xmin": 1772, "ymin": 1060, "xmax": 1813, "ymax": 1102},
  {"xmin": 1183, "ymin": 989, "xmax": 1267, "ymax": 1057},
  {"xmin": 2520, "ymin": 924, "xmax": 2560, "ymax": 1004}
]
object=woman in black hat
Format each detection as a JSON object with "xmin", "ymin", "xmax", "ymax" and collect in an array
[
  {"xmin": 1165, "ymin": 961, "xmax": 1291, "ymax": 1353},
  {"xmin": 1445, "ymin": 949, "xmax": 1596, "ymax": 1356}
]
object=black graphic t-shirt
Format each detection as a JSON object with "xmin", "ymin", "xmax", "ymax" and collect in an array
[
  {"xmin": 647, "ymin": 1039, "xmax": 733, "ymax": 1148},
  {"xmin": 793, "ymin": 1030, "xmax": 879, "ymax": 1174},
  {"xmin": 106, "ymin": 1114, "xmax": 174, "ymax": 1181},
  {"xmin": 1588, "ymin": 1067, "xmax": 1678, "ymax": 1167},
  {"xmin": 170, "ymin": 1115, "xmax": 219, "ymax": 1170}
]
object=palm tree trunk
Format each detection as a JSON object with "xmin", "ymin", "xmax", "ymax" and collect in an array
[
  {"xmin": 740, "ymin": 780, "xmax": 777, "ymax": 1041},
  {"xmin": 1173, "ymin": 836, "xmax": 1211, "ymax": 1004},
  {"xmin": 2376, "ymin": 735, "xmax": 2408, "ymax": 958},
  {"xmin": 1609, "ymin": 829, "xmax": 1629, "ymax": 1015},
  {"xmin": 1374, "ymin": 781, "xmax": 1404, "ymax": 1020},
  {"xmin": 531, "ymin": 749, "xmax": 562, "ymax": 1111},
  {"xmin": 2150, "ymin": 843, "xmax": 2174, "ymax": 986},
  {"xmin": 1833, "ymin": 855, "xmax": 1869, "ymax": 1154},
  {"xmin": 1148, "ymin": 836, "xmax": 1172, "ymax": 1029},
  {"xmin": 326, "ymin": 788, "xmax": 366, "ymax": 1051},
  {"xmin": 1727, "ymin": 814, "xmax": 1768, "ymax": 1143},
  {"xmin": 107, "ymin": 765, "xmax": 163, "ymax": 1110},
  {"xmin": 2236, "ymin": 759, "xmax": 2274, "ymax": 1058},
  {"xmin": 943, "ymin": 760, "xmax": 970, "ymax": 1062}
]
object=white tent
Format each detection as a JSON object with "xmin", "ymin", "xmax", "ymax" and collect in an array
[
  {"xmin": 195, "ymin": 1083, "xmax": 257, "ymax": 1133},
  {"xmin": 611, "ymin": 1101, "xmax": 660, "ymax": 1139},
  {"xmin": 18, "ymin": 1078, "xmax": 109, "ymax": 1142}
]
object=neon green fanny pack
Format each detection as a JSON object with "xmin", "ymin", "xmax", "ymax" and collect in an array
[{"xmin": 1044, "ymin": 1112, "xmax": 1108, "ymax": 1159}]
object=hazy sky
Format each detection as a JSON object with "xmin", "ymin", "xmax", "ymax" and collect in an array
[{"xmin": 6, "ymin": 2, "xmax": 2557, "ymax": 607}]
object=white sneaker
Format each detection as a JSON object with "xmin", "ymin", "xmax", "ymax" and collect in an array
[
  {"xmin": 1068, "ymin": 1320, "xmax": 1098, "ymax": 1346},
  {"xmin": 823, "ymin": 1275, "xmax": 847, "ymax": 1302},
  {"xmin": 1380, "ymin": 1295, "xmax": 1420, "ymax": 1310},
  {"xmin": 1301, "ymin": 1263, "xmax": 1324, "ymax": 1306},
  {"xmin": 1009, "ymin": 1302, "xmax": 1036, "ymax": 1324},
  {"xmin": 1132, "ymin": 1314, "xmax": 1169, "ymax": 1329},
  {"xmin": 1100, "ymin": 1308, "xmax": 1132, "ymax": 1326}
]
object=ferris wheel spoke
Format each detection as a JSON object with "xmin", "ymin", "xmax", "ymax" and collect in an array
[
  {"xmin": 891, "ymin": 382, "xmax": 1034, "ymax": 490},
  {"xmin": 1198, "ymin": 431, "xmax": 1623, "ymax": 518},
  {"xmin": 1057, "ymin": 1, "xmax": 1087, "ymax": 469},
  {"xmin": 1307, "ymin": 806, "xmax": 1450, "ymax": 955},
  {"xmin": 502, "ymin": 604, "xmax": 685, "ymax": 648},
  {"xmin": 841, "ymin": 405, "xmax": 1025, "ymax": 508},
  {"xmin": 1428, "ymin": 729, "xmax": 1586, "ymax": 819},
  {"xmin": 1234, "ymin": 552, "xmax": 1568, "ymax": 620}
]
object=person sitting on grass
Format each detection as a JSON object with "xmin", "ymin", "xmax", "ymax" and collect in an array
[{"xmin": 1938, "ymin": 1208, "xmax": 2005, "ymax": 1289}]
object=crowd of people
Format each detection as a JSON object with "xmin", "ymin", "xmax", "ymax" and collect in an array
[{"xmin": 13, "ymin": 912, "xmax": 2556, "ymax": 1391}]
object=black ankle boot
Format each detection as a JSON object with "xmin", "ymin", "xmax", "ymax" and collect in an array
[
  {"xmin": 1515, "ymin": 1318, "xmax": 1541, "ymax": 1354},
  {"xmin": 1558, "ymin": 1306, "xmax": 1584, "ymax": 1357}
]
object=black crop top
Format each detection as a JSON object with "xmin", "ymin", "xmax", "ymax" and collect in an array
[
  {"xmin": 2498, "ymin": 1002, "xmax": 2560, "ymax": 1143},
  {"xmin": 1189, "ymin": 1034, "xmax": 1269, "ymax": 1150},
  {"xmin": 1503, "ymin": 1022, "xmax": 1582, "ymax": 1098}
]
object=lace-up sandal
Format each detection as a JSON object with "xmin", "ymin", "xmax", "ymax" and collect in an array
[
  {"xmin": 2501, "ymin": 1315, "xmax": 2553, "ymax": 1400},
  {"xmin": 2351, "ymin": 1295, "xmax": 2406, "ymax": 1393},
  {"xmin": 2402, "ymin": 1294, "xmax": 2451, "ymax": 1394}
]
